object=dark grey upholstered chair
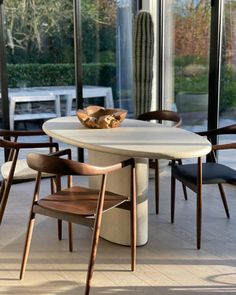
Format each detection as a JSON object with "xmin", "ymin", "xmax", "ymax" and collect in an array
[{"xmin": 171, "ymin": 124, "xmax": 236, "ymax": 249}]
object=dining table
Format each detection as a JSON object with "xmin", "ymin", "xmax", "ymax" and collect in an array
[{"xmin": 43, "ymin": 116, "xmax": 211, "ymax": 246}]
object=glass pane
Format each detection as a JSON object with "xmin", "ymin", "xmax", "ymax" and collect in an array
[
  {"xmin": 80, "ymin": 0, "xmax": 135, "ymax": 116},
  {"xmin": 4, "ymin": 0, "xmax": 74, "ymax": 130},
  {"xmin": 219, "ymin": 0, "xmax": 236, "ymax": 168},
  {"xmin": 219, "ymin": 0, "xmax": 236, "ymax": 126},
  {"xmin": 164, "ymin": 0, "xmax": 211, "ymax": 131},
  {"xmin": 0, "ymin": 4, "xmax": 6, "ymax": 128}
]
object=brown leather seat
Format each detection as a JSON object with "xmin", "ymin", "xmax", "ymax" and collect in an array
[{"xmin": 20, "ymin": 153, "xmax": 136, "ymax": 295}]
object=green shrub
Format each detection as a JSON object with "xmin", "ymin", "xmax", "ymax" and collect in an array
[
  {"xmin": 7, "ymin": 63, "xmax": 116, "ymax": 97},
  {"xmin": 175, "ymin": 56, "xmax": 208, "ymax": 67},
  {"xmin": 175, "ymin": 56, "xmax": 236, "ymax": 112},
  {"xmin": 175, "ymin": 63, "xmax": 236, "ymax": 112},
  {"xmin": 220, "ymin": 64, "xmax": 236, "ymax": 112},
  {"xmin": 7, "ymin": 64, "xmax": 75, "ymax": 87},
  {"xmin": 175, "ymin": 74, "xmax": 208, "ymax": 94}
]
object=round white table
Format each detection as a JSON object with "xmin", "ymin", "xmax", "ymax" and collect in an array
[{"xmin": 43, "ymin": 117, "xmax": 211, "ymax": 246}]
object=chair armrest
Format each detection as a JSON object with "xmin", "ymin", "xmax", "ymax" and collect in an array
[
  {"xmin": 85, "ymin": 158, "xmax": 135, "ymax": 175},
  {"xmin": 196, "ymin": 130, "xmax": 211, "ymax": 136},
  {"xmin": 196, "ymin": 124, "xmax": 236, "ymax": 137},
  {"xmin": 48, "ymin": 148, "xmax": 72, "ymax": 159},
  {"xmin": 0, "ymin": 139, "xmax": 58, "ymax": 150},
  {"xmin": 16, "ymin": 142, "xmax": 59, "ymax": 149},
  {"xmin": 212, "ymin": 142, "xmax": 236, "ymax": 151},
  {"xmin": 0, "ymin": 129, "xmax": 46, "ymax": 137}
]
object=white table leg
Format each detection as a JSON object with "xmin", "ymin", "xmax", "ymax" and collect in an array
[
  {"xmin": 88, "ymin": 150, "xmax": 148, "ymax": 246},
  {"xmin": 105, "ymin": 88, "xmax": 114, "ymax": 108},
  {"xmin": 64, "ymin": 95, "xmax": 73, "ymax": 116},
  {"xmin": 9, "ymin": 98, "xmax": 16, "ymax": 131}
]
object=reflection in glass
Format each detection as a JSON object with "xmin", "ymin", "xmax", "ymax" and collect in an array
[
  {"xmin": 4, "ymin": 0, "xmax": 74, "ymax": 129},
  {"xmin": 220, "ymin": 0, "xmax": 236, "ymax": 127},
  {"xmin": 164, "ymin": 0, "xmax": 211, "ymax": 131},
  {"xmin": 81, "ymin": 0, "xmax": 135, "ymax": 114},
  {"xmin": 219, "ymin": 0, "xmax": 236, "ymax": 168}
]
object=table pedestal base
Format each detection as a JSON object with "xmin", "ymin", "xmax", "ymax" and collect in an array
[{"xmin": 88, "ymin": 150, "xmax": 148, "ymax": 246}]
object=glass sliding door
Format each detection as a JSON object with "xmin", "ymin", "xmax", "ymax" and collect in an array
[
  {"xmin": 80, "ymin": 0, "xmax": 136, "ymax": 116},
  {"xmin": 2, "ymin": 0, "xmax": 138, "ymax": 130},
  {"xmin": 219, "ymin": 0, "xmax": 236, "ymax": 127},
  {"xmin": 4, "ymin": 0, "xmax": 74, "ymax": 130},
  {"xmin": 218, "ymin": 0, "xmax": 236, "ymax": 168},
  {"xmin": 163, "ymin": 0, "xmax": 211, "ymax": 131},
  {"xmin": 0, "ymin": 1, "xmax": 9, "ymax": 129}
]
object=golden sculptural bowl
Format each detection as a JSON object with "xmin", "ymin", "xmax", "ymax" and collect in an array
[{"xmin": 76, "ymin": 105, "xmax": 127, "ymax": 129}]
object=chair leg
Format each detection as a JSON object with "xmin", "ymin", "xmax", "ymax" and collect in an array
[
  {"xmin": 171, "ymin": 168, "xmax": 176, "ymax": 224},
  {"xmin": 19, "ymin": 212, "xmax": 36, "ymax": 280},
  {"xmin": 57, "ymin": 219, "xmax": 62, "ymax": 240},
  {"xmin": 155, "ymin": 159, "xmax": 159, "ymax": 215},
  {"xmin": 0, "ymin": 150, "xmax": 19, "ymax": 224},
  {"xmin": 85, "ymin": 174, "xmax": 107, "ymax": 295},
  {"xmin": 68, "ymin": 222, "xmax": 73, "ymax": 252},
  {"xmin": 0, "ymin": 179, "xmax": 13, "ymax": 224},
  {"xmin": 52, "ymin": 178, "xmax": 62, "ymax": 241},
  {"xmin": 196, "ymin": 157, "xmax": 202, "ymax": 250},
  {"xmin": 218, "ymin": 183, "xmax": 230, "ymax": 219},
  {"xmin": 85, "ymin": 220, "xmax": 102, "ymax": 295},
  {"xmin": 0, "ymin": 180, "xmax": 6, "ymax": 204},
  {"xmin": 196, "ymin": 191, "xmax": 202, "ymax": 250},
  {"xmin": 55, "ymin": 178, "xmax": 74, "ymax": 251},
  {"xmin": 182, "ymin": 183, "xmax": 188, "ymax": 201},
  {"xmin": 178, "ymin": 160, "xmax": 188, "ymax": 200},
  {"xmin": 130, "ymin": 164, "xmax": 136, "ymax": 271}
]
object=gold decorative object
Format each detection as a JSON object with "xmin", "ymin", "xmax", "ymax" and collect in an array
[{"xmin": 76, "ymin": 105, "xmax": 127, "ymax": 129}]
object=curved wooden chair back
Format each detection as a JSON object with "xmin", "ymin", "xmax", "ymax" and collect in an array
[
  {"xmin": 137, "ymin": 110, "xmax": 182, "ymax": 127},
  {"xmin": 27, "ymin": 153, "xmax": 133, "ymax": 176},
  {"xmin": 137, "ymin": 110, "xmax": 182, "ymax": 215}
]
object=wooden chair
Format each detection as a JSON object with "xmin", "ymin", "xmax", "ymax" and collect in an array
[
  {"xmin": 0, "ymin": 130, "xmax": 59, "ymax": 224},
  {"xmin": 137, "ymin": 110, "xmax": 185, "ymax": 214},
  {"xmin": 9, "ymin": 94, "xmax": 61, "ymax": 130},
  {"xmin": 171, "ymin": 124, "xmax": 236, "ymax": 249},
  {"xmin": 19, "ymin": 153, "xmax": 136, "ymax": 295},
  {"xmin": 0, "ymin": 130, "xmax": 73, "ymax": 247}
]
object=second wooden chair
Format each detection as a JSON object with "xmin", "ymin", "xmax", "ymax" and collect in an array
[{"xmin": 137, "ymin": 110, "xmax": 183, "ymax": 214}]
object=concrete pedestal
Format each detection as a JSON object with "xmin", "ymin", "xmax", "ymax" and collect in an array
[{"xmin": 88, "ymin": 150, "xmax": 148, "ymax": 246}]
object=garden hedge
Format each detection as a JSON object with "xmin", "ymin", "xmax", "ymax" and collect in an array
[
  {"xmin": 7, "ymin": 62, "xmax": 236, "ymax": 112},
  {"xmin": 7, "ymin": 63, "xmax": 117, "ymax": 96}
]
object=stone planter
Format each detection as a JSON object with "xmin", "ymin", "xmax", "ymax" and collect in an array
[{"xmin": 176, "ymin": 92, "xmax": 208, "ymax": 113}]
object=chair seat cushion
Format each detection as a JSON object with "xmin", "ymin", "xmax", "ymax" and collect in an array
[
  {"xmin": 173, "ymin": 162, "xmax": 236, "ymax": 185},
  {"xmin": 37, "ymin": 186, "xmax": 128, "ymax": 216},
  {"xmin": 1, "ymin": 159, "xmax": 53, "ymax": 180}
]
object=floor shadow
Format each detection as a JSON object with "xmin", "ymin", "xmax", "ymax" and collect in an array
[{"xmin": 2, "ymin": 280, "xmax": 236, "ymax": 295}]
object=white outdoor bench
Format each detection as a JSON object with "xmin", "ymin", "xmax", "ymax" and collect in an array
[
  {"xmin": 8, "ymin": 86, "xmax": 114, "ymax": 130},
  {"xmin": 65, "ymin": 86, "xmax": 114, "ymax": 115},
  {"xmin": 9, "ymin": 94, "xmax": 61, "ymax": 130}
]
